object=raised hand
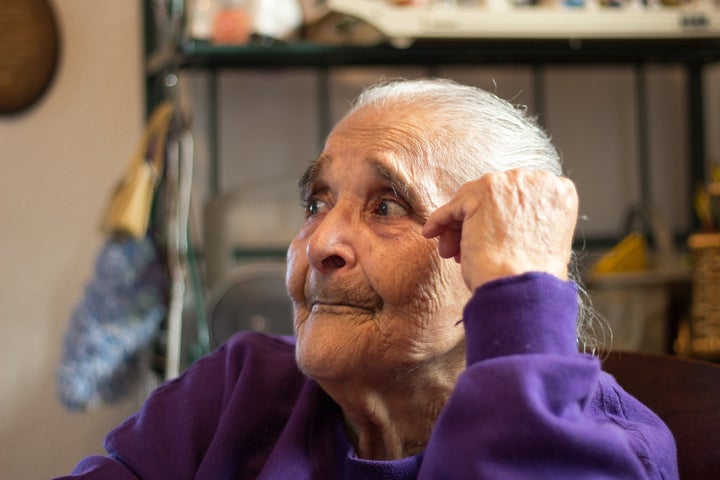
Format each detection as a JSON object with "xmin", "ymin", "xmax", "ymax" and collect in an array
[{"xmin": 422, "ymin": 169, "xmax": 579, "ymax": 291}]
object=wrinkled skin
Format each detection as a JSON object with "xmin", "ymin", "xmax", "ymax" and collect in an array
[{"xmin": 285, "ymin": 104, "xmax": 579, "ymax": 460}]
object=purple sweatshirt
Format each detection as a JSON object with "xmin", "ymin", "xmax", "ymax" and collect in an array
[{"xmin": 56, "ymin": 273, "xmax": 678, "ymax": 479}]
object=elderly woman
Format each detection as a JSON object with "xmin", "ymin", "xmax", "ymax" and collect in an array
[{"xmin": 57, "ymin": 78, "xmax": 677, "ymax": 479}]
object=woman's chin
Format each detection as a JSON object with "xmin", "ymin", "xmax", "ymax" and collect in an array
[{"xmin": 296, "ymin": 347, "xmax": 355, "ymax": 384}]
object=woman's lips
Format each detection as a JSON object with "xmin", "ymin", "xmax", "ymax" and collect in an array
[
  {"xmin": 310, "ymin": 301, "xmax": 377, "ymax": 314},
  {"xmin": 305, "ymin": 277, "xmax": 383, "ymax": 313}
]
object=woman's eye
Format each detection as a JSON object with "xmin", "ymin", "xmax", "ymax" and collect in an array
[
  {"xmin": 374, "ymin": 199, "xmax": 408, "ymax": 217},
  {"xmin": 305, "ymin": 198, "xmax": 328, "ymax": 217}
]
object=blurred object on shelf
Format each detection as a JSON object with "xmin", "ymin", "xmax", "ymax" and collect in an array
[
  {"xmin": 694, "ymin": 183, "xmax": 715, "ymax": 232},
  {"xmin": 187, "ymin": 0, "xmax": 220, "ymax": 40},
  {"xmin": 681, "ymin": 167, "xmax": 720, "ymax": 361},
  {"xmin": 591, "ymin": 204, "xmax": 674, "ymax": 275},
  {"xmin": 326, "ymin": 0, "xmax": 720, "ymax": 44},
  {"xmin": 304, "ymin": 11, "xmax": 386, "ymax": 45},
  {"xmin": 388, "ymin": 0, "xmax": 430, "ymax": 5},
  {"xmin": 584, "ymin": 256, "xmax": 691, "ymax": 354},
  {"xmin": 254, "ymin": 0, "xmax": 304, "ymax": 40},
  {"xmin": 183, "ymin": 0, "xmax": 720, "ymax": 46},
  {"xmin": 188, "ymin": 0, "xmax": 303, "ymax": 44},
  {"xmin": 591, "ymin": 231, "xmax": 649, "ymax": 274},
  {"xmin": 212, "ymin": 1, "xmax": 252, "ymax": 44},
  {"xmin": 590, "ymin": 282, "xmax": 664, "ymax": 352},
  {"xmin": 585, "ymin": 204, "xmax": 689, "ymax": 353},
  {"xmin": 692, "ymin": 163, "xmax": 720, "ymax": 233},
  {"xmin": 598, "ymin": 0, "xmax": 623, "ymax": 7},
  {"xmin": 686, "ymin": 234, "xmax": 720, "ymax": 360},
  {"xmin": 687, "ymin": 229, "xmax": 720, "ymax": 360},
  {"xmin": 299, "ymin": 0, "xmax": 330, "ymax": 22},
  {"xmin": 712, "ymin": 162, "xmax": 720, "ymax": 183}
]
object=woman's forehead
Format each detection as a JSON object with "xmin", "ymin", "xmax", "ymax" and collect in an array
[{"xmin": 308, "ymin": 105, "xmax": 450, "ymax": 204}]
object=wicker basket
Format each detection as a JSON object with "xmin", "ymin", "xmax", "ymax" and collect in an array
[{"xmin": 688, "ymin": 234, "xmax": 720, "ymax": 360}]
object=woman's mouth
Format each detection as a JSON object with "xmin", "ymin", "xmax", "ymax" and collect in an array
[{"xmin": 310, "ymin": 300, "xmax": 377, "ymax": 315}]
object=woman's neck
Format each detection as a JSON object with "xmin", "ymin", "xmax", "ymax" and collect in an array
[
  {"xmin": 320, "ymin": 352, "xmax": 465, "ymax": 460},
  {"xmin": 341, "ymin": 397, "xmax": 438, "ymax": 459}
]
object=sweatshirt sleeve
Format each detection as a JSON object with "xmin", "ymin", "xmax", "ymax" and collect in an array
[{"xmin": 419, "ymin": 272, "xmax": 678, "ymax": 480}]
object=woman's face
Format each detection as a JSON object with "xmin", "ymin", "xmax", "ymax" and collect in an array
[{"xmin": 286, "ymin": 105, "xmax": 470, "ymax": 386}]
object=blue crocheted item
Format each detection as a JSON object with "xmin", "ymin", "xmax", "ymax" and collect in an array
[{"xmin": 57, "ymin": 237, "xmax": 168, "ymax": 411}]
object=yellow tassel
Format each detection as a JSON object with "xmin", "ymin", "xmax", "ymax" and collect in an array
[{"xmin": 101, "ymin": 101, "xmax": 175, "ymax": 238}]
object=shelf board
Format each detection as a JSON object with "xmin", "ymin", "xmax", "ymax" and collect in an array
[
  {"xmin": 144, "ymin": 2, "xmax": 720, "ymax": 73},
  {"xmin": 145, "ymin": 36, "xmax": 720, "ymax": 74}
]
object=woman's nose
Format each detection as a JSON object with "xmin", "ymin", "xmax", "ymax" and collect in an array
[{"xmin": 306, "ymin": 206, "xmax": 357, "ymax": 274}]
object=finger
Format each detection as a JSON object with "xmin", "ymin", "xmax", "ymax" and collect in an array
[
  {"xmin": 437, "ymin": 228, "xmax": 462, "ymax": 259},
  {"xmin": 422, "ymin": 205, "xmax": 464, "ymax": 239},
  {"xmin": 421, "ymin": 219, "xmax": 445, "ymax": 239}
]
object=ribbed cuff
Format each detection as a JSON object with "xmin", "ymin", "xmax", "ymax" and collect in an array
[{"xmin": 463, "ymin": 272, "xmax": 579, "ymax": 364}]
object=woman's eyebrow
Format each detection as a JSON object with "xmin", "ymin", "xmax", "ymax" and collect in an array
[
  {"xmin": 371, "ymin": 159, "xmax": 421, "ymax": 207},
  {"xmin": 298, "ymin": 154, "xmax": 330, "ymax": 199},
  {"xmin": 298, "ymin": 155, "xmax": 424, "ymax": 210}
]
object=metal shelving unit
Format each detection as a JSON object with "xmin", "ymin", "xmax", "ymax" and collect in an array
[
  {"xmin": 143, "ymin": 0, "xmax": 720, "ymax": 361},
  {"xmin": 147, "ymin": 35, "xmax": 720, "ymax": 225}
]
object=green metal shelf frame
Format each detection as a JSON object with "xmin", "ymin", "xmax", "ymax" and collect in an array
[
  {"xmin": 147, "ymin": 37, "xmax": 720, "ymax": 70},
  {"xmin": 143, "ymin": 0, "xmax": 720, "ymax": 241}
]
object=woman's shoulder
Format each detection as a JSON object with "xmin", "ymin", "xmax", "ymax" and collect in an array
[
  {"xmin": 133, "ymin": 331, "xmax": 301, "ymax": 412},
  {"xmin": 592, "ymin": 368, "xmax": 677, "ymax": 475},
  {"xmin": 593, "ymin": 368, "xmax": 667, "ymax": 426},
  {"xmin": 224, "ymin": 330, "xmax": 297, "ymax": 353},
  {"xmin": 220, "ymin": 331, "xmax": 300, "ymax": 379},
  {"xmin": 108, "ymin": 332, "xmax": 304, "ymax": 443},
  {"xmin": 100, "ymin": 333, "xmax": 309, "ymax": 476},
  {"xmin": 180, "ymin": 331, "xmax": 300, "ymax": 388}
]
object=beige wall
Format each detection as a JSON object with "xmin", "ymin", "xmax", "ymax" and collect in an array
[{"xmin": 0, "ymin": 2, "xmax": 145, "ymax": 478}]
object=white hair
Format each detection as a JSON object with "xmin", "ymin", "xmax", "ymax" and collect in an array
[
  {"xmin": 346, "ymin": 78, "xmax": 608, "ymax": 354},
  {"xmin": 349, "ymin": 78, "xmax": 561, "ymax": 192}
]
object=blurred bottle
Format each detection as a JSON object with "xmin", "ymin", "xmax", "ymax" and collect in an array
[
  {"xmin": 212, "ymin": 0, "xmax": 252, "ymax": 45},
  {"xmin": 187, "ymin": 0, "xmax": 220, "ymax": 40}
]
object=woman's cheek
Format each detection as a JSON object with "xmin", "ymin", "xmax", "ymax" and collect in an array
[
  {"xmin": 285, "ymin": 239, "xmax": 308, "ymax": 303},
  {"xmin": 375, "ymin": 239, "xmax": 442, "ymax": 306}
]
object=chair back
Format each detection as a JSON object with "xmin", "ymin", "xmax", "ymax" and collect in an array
[{"xmin": 602, "ymin": 351, "xmax": 720, "ymax": 480}]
